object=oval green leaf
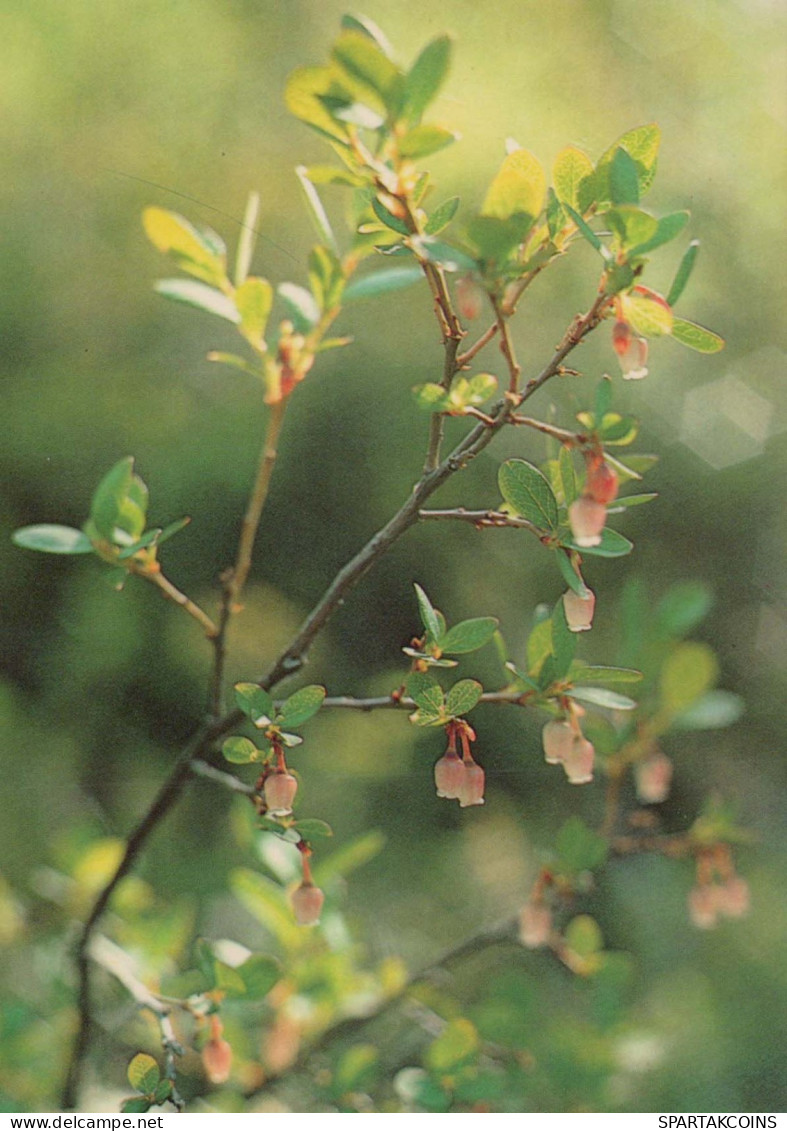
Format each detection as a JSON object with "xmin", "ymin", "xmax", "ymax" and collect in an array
[
  {"xmin": 12, "ymin": 524, "xmax": 93, "ymax": 555},
  {"xmin": 499, "ymin": 459, "xmax": 559, "ymax": 531}
]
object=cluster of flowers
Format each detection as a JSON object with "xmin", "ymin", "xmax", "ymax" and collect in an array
[
  {"xmin": 434, "ymin": 719, "xmax": 486, "ymax": 807},
  {"xmin": 542, "ymin": 707, "xmax": 595, "ymax": 785}
]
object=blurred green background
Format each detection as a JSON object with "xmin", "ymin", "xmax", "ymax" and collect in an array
[{"xmin": 1, "ymin": 0, "xmax": 786, "ymax": 1113}]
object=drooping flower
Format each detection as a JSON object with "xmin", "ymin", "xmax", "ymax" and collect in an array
[
  {"xmin": 563, "ymin": 587, "xmax": 596, "ymax": 632},
  {"xmin": 264, "ymin": 770, "xmax": 298, "ymax": 816},
  {"xmin": 717, "ymin": 875, "xmax": 750, "ymax": 919},
  {"xmin": 568, "ymin": 495, "xmax": 607, "ymax": 547},
  {"xmin": 458, "ymin": 758, "xmax": 485, "ymax": 807},
  {"xmin": 518, "ymin": 901, "xmax": 553, "ymax": 948},
  {"xmin": 202, "ymin": 1016, "xmax": 232, "ymax": 1084},
  {"xmin": 688, "ymin": 883, "xmax": 721, "ymax": 930},
  {"xmin": 585, "ymin": 457, "xmax": 619, "ymax": 505},
  {"xmin": 434, "ymin": 747, "xmax": 466, "ymax": 799},
  {"xmin": 634, "ymin": 749, "xmax": 673, "ymax": 804},
  {"xmin": 291, "ymin": 882, "xmax": 325, "ymax": 927},
  {"xmin": 542, "ymin": 719, "xmax": 575, "ymax": 764},
  {"xmin": 562, "ymin": 735, "xmax": 594, "ymax": 785}
]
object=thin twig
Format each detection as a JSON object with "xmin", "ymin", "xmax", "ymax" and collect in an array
[
  {"xmin": 509, "ymin": 414, "xmax": 586, "ymax": 445},
  {"xmin": 418, "ymin": 508, "xmax": 544, "ymax": 536},
  {"xmin": 136, "ymin": 569, "xmax": 218, "ymax": 638}
]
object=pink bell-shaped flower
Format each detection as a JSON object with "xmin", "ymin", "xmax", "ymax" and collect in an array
[
  {"xmin": 562, "ymin": 735, "xmax": 595, "ymax": 785},
  {"xmin": 563, "ymin": 587, "xmax": 596, "ymax": 632},
  {"xmin": 458, "ymin": 759, "xmax": 485, "ymax": 807},
  {"xmin": 568, "ymin": 495, "xmax": 607, "ymax": 548},
  {"xmin": 688, "ymin": 883, "xmax": 721, "ymax": 929},
  {"xmin": 434, "ymin": 748, "xmax": 466, "ymax": 799},
  {"xmin": 264, "ymin": 770, "xmax": 298, "ymax": 816},
  {"xmin": 717, "ymin": 875, "xmax": 750, "ymax": 919},
  {"xmin": 291, "ymin": 881, "xmax": 325, "ymax": 927},
  {"xmin": 612, "ymin": 320, "xmax": 649, "ymax": 380},
  {"xmin": 518, "ymin": 901, "xmax": 552, "ymax": 949},
  {"xmin": 634, "ymin": 750, "xmax": 673, "ymax": 804},
  {"xmin": 542, "ymin": 719, "xmax": 574, "ymax": 764}
]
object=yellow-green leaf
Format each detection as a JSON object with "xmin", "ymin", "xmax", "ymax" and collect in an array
[
  {"xmin": 620, "ymin": 290, "xmax": 673, "ymax": 337},
  {"xmin": 553, "ymin": 145, "xmax": 596, "ymax": 213},
  {"xmin": 482, "ymin": 148, "xmax": 546, "ymax": 222},
  {"xmin": 660, "ymin": 641, "xmax": 719, "ymax": 716},
  {"xmin": 142, "ymin": 207, "xmax": 225, "ymax": 285},
  {"xmin": 235, "ymin": 276, "xmax": 273, "ymax": 344},
  {"xmin": 128, "ymin": 1053, "xmax": 160, "ymax": 1095}
]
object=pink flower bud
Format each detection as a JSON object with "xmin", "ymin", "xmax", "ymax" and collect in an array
[
  {"xmin": 458, "ymin": 760, "xmax": 485, "ymax": 807},
  {"xmin": 434, "ymin": 749, "xmax": 466, "ymax": 799},
  {"xmin": 542, "ymin": 719, "xmax": 574, "ymax": 764},
  {"xmin": 291, "ymin": 881, "xmax": 324, "ymax": 926},
  {"xmin": 202, "ymin": 1037, "xmax": 233, "ymax": 1084},
  {"xmin": 568, "ymin": 495, "xmax": 607, "ymax": 548},
  {"xmin": 563, "ymin": 588, "xmax": 596, "ymax": 632},
  {"xmin": 264, "ymin": 770, "xmax": 298, "ymax": 816},
  {"xmin": 456, "ymin": 274, "xmax": 484, "ymax": 321},
  {"xmin": 562, "ymin": 736, "xmax": 594, "ymax": 784},
  {"xmin": 586, "ymin": 461, "xmax": 619, "ymax": 505},
  {"xmin": 688, "ymin": 884, "xmax": 721, "ymax": 929},
  {"xmin": 634, "ymin": 750, "xmax": 673, "ymax": 804},
  {"xmin": 518, "ymin": 901, "xmax": 552, "ymax": 948},
  {"xmin": 717, "ymin": 876, "xmax": 750, "ymax": 919}
]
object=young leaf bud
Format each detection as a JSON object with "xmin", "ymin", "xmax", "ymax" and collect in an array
[
  {"xmin": 542, "ymin": 719, "xmax": 575, "ymax": 764},
  {"xmin": 264, "ymin": 770, "xmax": 298, "ymax": 816},
  {"xmin": 291, "ymin": 881, "xmax": 325, "ymax": 927},
  {"xmin": 458, "ymin": 759, "xmax": 485, "ymax": 807},
  {"xmin": 568, "ymin": 495, "xmax": 607, "ymax": 548},
  {"xmin": 563, "ymin": 587, "xmax": 596, "ymax": 632},
  {"xmin": 434, "ymin": 749, "xmax": 466, "ymax": 799},
  {"xmin": 518, "ymin": 901, "xmax": 552, "ymax": 948},
  {"xmin": 562, "ymin": 736, "xmax": 595, "ymax": 784},
  {"xmin": 688, "ymin": 883, "xmax": 720, "ymax": 930},
  {"xmin": 634, "ymin": 749, "xmax": 673, "ymax": 804}
]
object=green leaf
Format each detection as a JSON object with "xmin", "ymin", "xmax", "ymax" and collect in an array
[
  {"xmin": 344, "ymin": 265, "xmax": 424, "ymax": 301},
  {"xmin": 621, "ymin": 290, "xmax": 673, "ymax": 337},
  {"xmin": 235, "ymin": 682, "xmax": 274, "ymax": 725},
  {"xmin": 499, "ymin": 459, "xmax": 559, "ymax": 531},
  {"xmin": 667, "ymin": 240, "xmax": 699, "ymax": 307},
  {"xmin": 89, "ymin": 457, "xmax": 148, "ymax": 542},
  {"xmin": 142, "ymin": 206, "xmax": 226, "ymax": 286},
  {"xmin": 277, "ymin": 282, "xmax": 320, "ymax": 331},
  {"xmin": 670, "ymin": 317, "xmax": 724, "ymax": 353},
  {"xmin": 235, "ymin": 276, "xmax": 273, "ymax": 343},
  {"xmin": 213, "ymin": 959, "xmax": 247, "ymax": 997},
  {"xmin": 413, "ymin": 235, "xmax": 478, "ymax": 272},
  {"xmin": 207, "ymin": 351, "xmax": 264, "ymax": 379},
  {"xmin": 565, "ymin": 914, "xmax": 604, "ymax": 959},
  {"xmin": 231, "ymin": 869, "xmax": 301, "ymax": 947},
  {"xmin": 568, "ymin": 664, "xmax": 643, "ymax": 686},
  {"xmin": 425, "ymin": 196, "xmax": 460, "ymax": 236},
  {"xmin": 293, "ymin": 817, "xmax": 334, "ymax": 840},
  {"xmin": 333, "ymin": 1044, "xmax": 379, "ymax": 1097},
  {"xmin": 563, "ymin": 527, "xmax": 633, "ymax": 558},
  {"xmin": 552, "ymin": 145, "xmax": 596, "ymax": 213},
  {"xmin": 12, "ymin": 524, "xmax": 93, "ymax": 554},
  {"xmin": 660, "ymin": 642, "xmax": 719, "ymax": 716},
  {"xmin": 672, "ymin": 689, "xmax": 744, "ymax": 731},
  {"xmin": 608, "ymin": 147, "xmax": 640, "ymax": 205},
  {"xmin": 154, "ymin": 279, "xmax": 240, "ymax": 323},
  {"xmin": 629, "ymin": 210, "xmax": 689, "ymax": 257},
  {"xmin": 563, "ymin": 203, "xmax": 604, "ymax": 253},
  {"xmin": 440, "ymin": 617, "xmax": 498, "ymax": 655},
  {"xmin": 285, "ymin": 65, "xmax": 352, "ymax": 144},
  {"xmin": 406, "ymin": 670, "xmax": 444, "ymax": 714},
  {"xmin": 596, "ymin": 124, "xmax": 661, "ymax": 203},
  {"xmin": 278, "ymin": 685, "xmax": 326, "ymax": 728},
  {"xmin": 234, "ymin": 189, "xmax": 260, "ymax": 287},
  {"xmin": 152, "ymin": 1079, "xmax": 172, "ymax": 1105},
  {"xmin": 557, "ymin": 816, "xmax": 608, "ymax": 874},
  {"xmin": 308, "ymin": 244, "xmax": 345, "ymax": 311},
  {"xmin": 370, "ymin": 195, "xmax": 411, "ymax": 235},
  {"xmin": 414, "ymin": 582, "xmax": 442, "ymax": 641},
  {"xmin": 340, "ymin": 14, "xmax": 395, "ymax": 59},
  {"xmin": 526, "ymin": 616, "xmax": 553, "ymax": 677},
  {"xmin": 445, "ymin": 679, "xmax": 483, "ymax": 717},
  {"xmin": 551, "ymin": 598, "xmax": 577, "ymax": 678},
  {"xmin": 332, "ymin": 30, "xmax": 402, "ymax": 112},
  {"xmin": 482, "ymin": 148, "xmax": 546, "ymax": 221},
  {"xmin": 556, "ymin": 549, "xmax": 590, "ymax": 598},
  {"xmin": 567, "ymin": 686, "xmax": 637, "ymax": 711},
  {"xmin": 606, "ymin": 206, "xmax": 657, "ymax": 251},
  {"xmin": 234, "ymin": 954, "xmax": 281, "ymax": 999},
  {"xmin": 599, "ymin": 413, "xmax": 639, "ymax": 445},
  {"xmin": 222, "ymin": 736, "xmax": 260, "ymax": 765},
  {"xmin": 558, "ymin": 445, "xmax": 578, "ymax": 507},
  {"xmin": 121, "ymin": 1099, "xmax": 152, "ymax": 1114},
  {"xmin": 295, "ymin": 166, "xmax": 339, "ymax": 255},
  {"xmin": 656, "ymin": 581, "xmax": 712, "ymax": 637},
  {"xmin": 595, "ymin": 376, "xmax": 613, "ymax": 420},
  {"xmin": 128, "ymin": 1053, "xmax": 160, "ymax": 1094},
  {"xmin": 425, "ymin": 1018, "xmax": 479, "ymax": 1073},
  {"xmin": 279, "ymin": 731, "xmax": 303, "ymax": 748},
  {"xmin": 412, "ymin": 382, "xmax": 449, "ymax": 411},
  {"xmin": 399, "ymin": 125, "xmax": 458, "ymax": 159},
  {"xmin": 402, "ymin": 35, "xmax": 452, "ymax": 124}
]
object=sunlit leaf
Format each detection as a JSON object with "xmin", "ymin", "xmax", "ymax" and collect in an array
[{"xmin": 12, "ymin": 524, "xmax": 93, "ymax": 554}]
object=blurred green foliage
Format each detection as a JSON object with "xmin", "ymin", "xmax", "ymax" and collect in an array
[{"xmin": 1, "ymin": 0, "xmax": 786, "ymax": 1114}]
